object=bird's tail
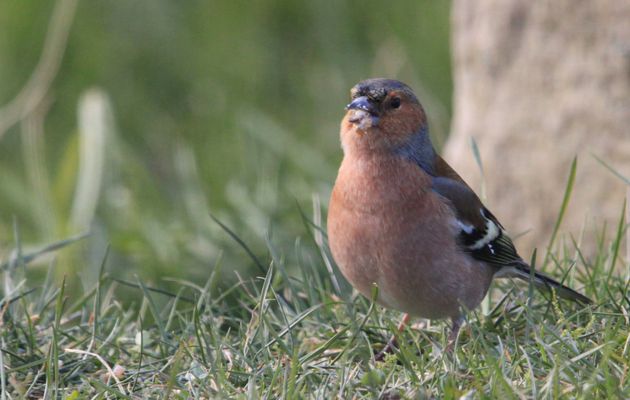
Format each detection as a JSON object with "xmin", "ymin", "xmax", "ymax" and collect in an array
[{"xmin": 497, "ymin": 262, "xmax": 592, "ymax": 305}]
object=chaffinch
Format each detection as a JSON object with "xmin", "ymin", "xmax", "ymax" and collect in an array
[{"xmin": 327, "ymin": 78, "xmax": 591, "ymax": 353}]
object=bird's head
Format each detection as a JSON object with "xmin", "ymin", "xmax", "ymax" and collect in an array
[{"xmin": 340, "ymin": 78, "xmax": 428, "ymax": 154}]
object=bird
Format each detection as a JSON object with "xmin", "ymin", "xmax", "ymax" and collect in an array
[{"xmin": 327, "ymin": 78, "xmax": 591, "ymax": 355}]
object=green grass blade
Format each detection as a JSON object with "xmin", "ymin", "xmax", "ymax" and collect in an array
[
  {"xmin": 593, "ymin": 153, "xmax": 630, "ymax": 185},
  {"xmin": 0, "ymin": 232, "xmax": 89, "ymax": 272},
  {"xmin": 209, "ymin": 213, "xmax": 267, "ymax": 275},
  {"xmin": 544, "ymin": 156, "xmax": 577, "ymax": 266}
]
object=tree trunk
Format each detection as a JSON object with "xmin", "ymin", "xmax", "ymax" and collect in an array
[{"xmin": 445, "ymin": 0, "xmax": 630, "ymax": 257}]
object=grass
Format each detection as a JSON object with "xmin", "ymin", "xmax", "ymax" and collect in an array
[{"xmin": 1, "ymin": 203, "xmax": 629, "ymax": 399}]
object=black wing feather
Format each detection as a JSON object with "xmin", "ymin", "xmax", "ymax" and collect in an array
[{"xmin": 431, "ymin": 177, "xmax": 523, "ymax": 268}]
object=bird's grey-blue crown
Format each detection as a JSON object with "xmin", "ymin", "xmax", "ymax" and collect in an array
[{"xmin": 351, "ymin": 78, "xmax": 419, "ymax": 104}]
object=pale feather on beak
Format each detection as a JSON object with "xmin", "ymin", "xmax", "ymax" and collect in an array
[{"xmin": 346, "ymin": 96, "xmax": 379, "ymax": 129}]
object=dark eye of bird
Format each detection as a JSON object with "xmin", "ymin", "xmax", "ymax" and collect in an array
[{"xmin": 391, "ymin": 97, "xmax": 401, "ymax": 109}]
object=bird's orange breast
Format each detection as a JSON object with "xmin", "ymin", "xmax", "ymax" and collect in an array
[{"xmin": 328, "ymin": 152, "xmax": 476, "ymax": 317}]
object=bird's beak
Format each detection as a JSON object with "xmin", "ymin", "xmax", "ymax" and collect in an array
[
  {"xmin": 345, "ymin": 96, "xmax": 380, "ymax": 130},
  {"xmin": 345, "ymin": 96, "xmax": 378, "ymax": 116}
]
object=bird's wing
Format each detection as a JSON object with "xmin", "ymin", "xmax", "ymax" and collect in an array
[
  {"xmin": 429, "ymin": 157, "xmax": 591, "ymax": 304},
  {"xmin": 430, "ymin": 175, "xmax": 523, "ymax": 268}
]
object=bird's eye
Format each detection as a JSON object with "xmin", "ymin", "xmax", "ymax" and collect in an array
[{"xmin": 390, "ymin": 97, "xmax": 401, "ymax": 109}]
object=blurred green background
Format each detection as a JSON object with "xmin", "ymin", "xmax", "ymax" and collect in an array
[{"xmin": 0, "ymin": 0, "xmax": 452, "ymax": 293}]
